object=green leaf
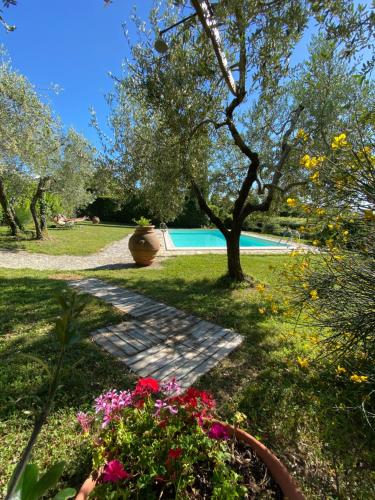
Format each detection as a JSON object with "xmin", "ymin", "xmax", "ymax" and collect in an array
[
  {"xmin": 31, "ymin": 461, "xmax": 65, "ymax": 498},
  {"xmin": 53, "ymin": 487, "xmax": 76, "ymax": 499},
  {"xmin": 20, "ymin": 464, "xmax": 39, "ymax": 499}
]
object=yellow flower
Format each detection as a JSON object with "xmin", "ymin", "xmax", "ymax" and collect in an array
[
  {"xmin": 302, "ymin": 204, "xmax": 312, "ymax": 214},
  {"xmin": 256, "ymin": 283, "xmax": 266, "ymax": 293},
  {"xmin": 300, "ymin": 154, "xmax": 324, "ymax": 169},
  {"xmin": 333, "ymin": 254, "xmax": 344, "ymax": 261},
  {"xmin": 300, "ymin": 154, "xmax": 312, "ymax": 168},
  {"xmin": 336, "ymin": 366, "xmax": 346, "ymax": 375},
  {"xmin": 258, "ymin": 307, "xmax": 266, "ymax": 315},
  {"xmin": 296, "ymin": 129, "xmax": 308, "ymax": 142},
  {"xmin": 342, "ymin": 230, "xmax": 349, "ymax": 236},
  {"xmin": 297, "ymin": 356, "xmax": 309, "ymax": 369},
  {"xmin": 316, "ymin": 208, "xmax": 326, "ymax": 216},
  {"xmin": 312, "ymin": 240, "xmax": 320, "ymax": 246},
  {"xmin": 271, "ymin": 303, "xmax": 278, "ymax": 314},
  {"xmin": 331, "ymin": 133, "xmax": 348, "ymax": 150},
  {"xmin": 302, "ymin": 282, "xmax": 309, "ymax": 289},
  {"xmin": 233, "ymin": 411, "xmax": 247, "ymax": 424},
  {"xmin": 350, "ymin": 374, "xmax": 368, "ymax": 383},
  {"xmin": 310, "ymin": 171, "xmax": 320, "ymax": 183},
  {"xmin": 286, "ymin": 197, "xmax": 297, "ymax": 207},
  {"xmin": 309, "ymin": 290, "xmax": 319, "ymax": 300},
  {"xmin": 309, "ymin": 335, "xmax": 319, "ymax": 344},
  {"xmin": 328, "ymin": 224, "xmax": 334, "ymax": 230}
]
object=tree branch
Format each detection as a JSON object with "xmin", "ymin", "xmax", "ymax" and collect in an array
[
  {"xmin": 190, "ymin": 178, "xmax": 229, "ymax": 237},
  {"xmin": 190, "ymin": 118, "xmax": 227, "ymax": 138},
  {"xmin": 242, "ymin": 104, "xmax": 304, "ymax": 217},
  {"xmin": 191, "ymin": 0, "xmax": 237, "ymax": 95}
]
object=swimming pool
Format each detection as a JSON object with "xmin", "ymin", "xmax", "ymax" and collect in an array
[{"xmin": 166, "ymin": 229, "xmax": 288, "ymax": 249}]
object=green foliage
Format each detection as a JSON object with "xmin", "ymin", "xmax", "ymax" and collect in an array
[
  {"xmin": 14, "ymin": 202, "xmax": 32, "ymax": 228},
  {"xmin": 6, "ymin": 289, "xmax": 89, "ymax": 499},
  {"xmin": 54, "ymin": 290, "xmax": 89, "ymax": 347},
  {"xmin": 133, "ymin": 216, "xmax": 152, "ymax": 227},
  {"xmin": 11, "ymin": 462, "xmax": 75, "ymax": 500},
  {"xmin": 54, "ymin": 128, "xmax": 96, "ymax": 216}
]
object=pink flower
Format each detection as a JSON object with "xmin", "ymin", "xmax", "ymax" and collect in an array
[
  {"xmin": 160, "ymin": 378, "xmax": 181, "ymax": 396},
  {"xmin": 100, "ymin": 460, "xmax": 129, "ymax": 483},
  {"xmin": 208, "ymin": 422, "xmax": 229, "ymax": 440},
  {"xmin": 154, "ymin": 399, "xmax": 178, "ymax": 416},
  {"xmin": 94, "ymin": 389, "xmax": 132, "ymax": 427},
  {"xmin": 76, "ymin": 412, "xmax": 92, "ymax": 433}
]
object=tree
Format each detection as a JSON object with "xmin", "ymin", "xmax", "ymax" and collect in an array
[
  {"xmin": 53, "ymin": 128, "xmax": 96, "ymax": 217},
  {"xmin": 0, "ymin": 54, "xmax": 96, "ymax": 239},
  {"xmin": 104, "ymin": 0, "xmax": 374, "ymax": 282},
  {"xmin": 0, "ymin": 55, "xmax": 51, "ymax": 236}
]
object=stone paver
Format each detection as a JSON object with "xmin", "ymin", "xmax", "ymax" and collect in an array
[{"xmin": 69, "ymin": 278, "xmax": 243, "ymax": 388}]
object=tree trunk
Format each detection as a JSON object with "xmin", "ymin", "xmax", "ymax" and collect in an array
[
  {"xmin": 39, "ymin": 192, "xmax": 47, "ymax": 231},
  {"xmin": 31, "ymin": 177, "xmax": 50, "ymax": 240},
  {"xmin": 226, "ymin": 228, "xmax": 245, "ymax": 282},
  {"xmin": 0, "ymin": 176, "xmax": 20, "ymax": 237}
]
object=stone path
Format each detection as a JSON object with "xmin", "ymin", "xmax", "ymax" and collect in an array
[
  {"xmin": 69, "ymin": 278, "xmax": 243, "ymax": 388},
  {"xmin": 0, "ymin": 228, "xmax": 306, "ymax": 271},
  {"xmin": 0, "ymin": 234, "xmax": 167, "ymax": 271}
]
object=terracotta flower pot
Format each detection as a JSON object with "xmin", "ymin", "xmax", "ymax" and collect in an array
[
  {"xmin": 128, "ymin": 225, "xmax": 160, "ymax": 266},
  {"xmin": 76, "ymin": 421, "xmax": 304, "ymax": 499}
]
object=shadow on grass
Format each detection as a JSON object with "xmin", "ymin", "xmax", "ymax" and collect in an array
[
  {"xmin": 85, "ymin": 266, "xmax": 375, "ymax": 497},
  {"xmin": 0, "ymin": 275, "xmax": 136, "ymax": 418},
  {"xmin": 1, "ymin": 266, "xmax": 374, "ymax": 497}
]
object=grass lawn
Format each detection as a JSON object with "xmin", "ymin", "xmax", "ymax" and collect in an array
[
  {"xmin": 1, "ymin": 256, "xmax": 374, "ymax": 497},
  {"xmin": 0, "ymin": 222, "xmax": 133, "ymax": 256}
]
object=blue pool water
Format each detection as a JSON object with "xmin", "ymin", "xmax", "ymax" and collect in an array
[{"xmin": 168, "ymin": 229, "xmax": 287, "ymax": 248}]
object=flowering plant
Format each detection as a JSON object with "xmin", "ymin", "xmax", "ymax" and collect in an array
[{"xmin": 77, "ymin": 378, "xmax": 248, "ymax": 498}]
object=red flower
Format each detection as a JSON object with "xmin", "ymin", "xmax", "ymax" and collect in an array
[
  {"xmin": 174, "ymin": 387, "xmax": 216, "ymax": 410},
  {"xmin": 134, "ymin": 377, "xmax": 160, "ymax": 396},
  {"xmin": 100, "ymin": 460, "xmax": 129, "ymax": 483},
  {"xmin": 167, "ymin": 447, "xmax": 183, "ymax": 460}
]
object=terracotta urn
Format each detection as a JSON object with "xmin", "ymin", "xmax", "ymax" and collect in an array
[
  {"xmin": 128, "ymin": 225, "xmax": 160, "ymax": 266},
  {"xmin": 76, "ymin": 421, "xmax": 304, "ymax": 499}
]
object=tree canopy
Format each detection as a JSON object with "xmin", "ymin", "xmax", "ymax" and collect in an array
[{"xmin": 99, "ymin": 0, "xmax": 374, "ymax": 281}]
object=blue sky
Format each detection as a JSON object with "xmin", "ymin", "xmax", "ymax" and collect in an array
[
  {"xmin": 0, "ymin": 0, "xmax": 154, "ymax": 147},
  {"xmin": 0, "ymin": 1, "xmax": 322, "ymax": 150}
]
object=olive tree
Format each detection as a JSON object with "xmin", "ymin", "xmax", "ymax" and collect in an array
[
  {"xmin": 0, "ymin": 55, "xmax": 96, "ymax": 239},
  {"xmin": 53, "ymin": 128, "xmax": 96, "ymax": 217},
  {"xmin": 104, "ymin": 0, "xmax": 374, "ymax": 282},
  {"xmin": 0, "ymin": 56, "xmax": 58, "ymax": 237}
]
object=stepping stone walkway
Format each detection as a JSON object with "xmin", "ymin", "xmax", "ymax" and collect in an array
[{"xmin": 69, "ymin": 278, "xmax": 243, "ymax": 388}]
